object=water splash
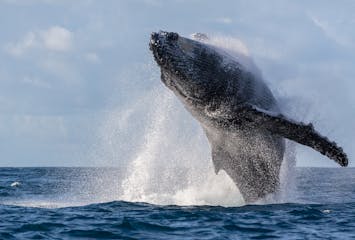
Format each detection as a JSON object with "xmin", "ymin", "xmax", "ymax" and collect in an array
[
  {"xmin": 10, "ymin": 181, "xmax": 21, "ymax": 187},
  {"xmin": 92, "ymin": 34, "xmax": 298, "ymax": 207},
  {"xmin": 118, "ymin": 88, "xmax": 244, "ymax": 206}
]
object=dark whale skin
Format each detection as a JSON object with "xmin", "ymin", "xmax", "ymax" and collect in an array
[{"xmin": 149, "ymin": 31, "xmax": 348, "ymax": 203}]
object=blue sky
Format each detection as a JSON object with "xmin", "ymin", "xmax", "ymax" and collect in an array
[{"xmin": 0, "ymin": 0, "xmax": 354, "ymax": 167}]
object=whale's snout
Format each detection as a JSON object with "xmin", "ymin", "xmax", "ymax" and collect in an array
[
  {"xmin": 150, "ymin": 32, "xmax": 159, "ymax": 45},
  {"xmin": 166, "ymin": 32, "xmax": 179, "ymax": 41},
  {"xmin": 149, "ymin": 31, "xmax": 179, "ymax": 51},
  {"xmin": 149, "ymin": 30, "xmax": 223, "ymax": 100},
  {"xmin": 149, "ymin": 31, "xmax": 180, "ymax": 68},
  {"xmin": 150, "ymin": 31, "xmax": 179, "ymax": 43}
]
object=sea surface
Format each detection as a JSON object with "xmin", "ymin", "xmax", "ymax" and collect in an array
[{"xmin": 0, "ymin": 167, "xmax": 354, "ymax": 239}]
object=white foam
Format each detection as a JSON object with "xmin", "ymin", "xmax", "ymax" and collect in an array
[
  {"xmin": 10, "ymin": 181, "xmax": 21, "ymax": 187},
  {"xmin": 1, "ymin": 200, "xmax": 90, "ymax": 209},
  {"xmin": 116, "ymin": 88, "xmax": 243, "ymax": 206}
]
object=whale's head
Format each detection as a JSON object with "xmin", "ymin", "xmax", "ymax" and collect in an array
[{"xmin": 149, "ymin": 31, "xmax": 229, "ymax": 108}]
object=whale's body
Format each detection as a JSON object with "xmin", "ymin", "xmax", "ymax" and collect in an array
[{"xmin": 149, "ymin": 31, "xmax": 348, "ymax": 203}]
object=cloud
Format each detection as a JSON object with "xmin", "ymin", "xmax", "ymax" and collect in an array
[
  {"xmin": 39, "ymin": 58, "xmax": 82, "ymax": 86},
  {"xmin": 41, "ymin": 26, "xmax": 73, "ymax": 51},
  {"xmin": 84, "ymin": 52, "xmax": 100, "ymax": 63},
  {"xmin": 4, "ymin": 26, "xmax": 73, "ymax": 56},
  {"xmin": 4, "ymin": 32, "xmax": 37, "ymax": 56},
  {"xmin": 215, "ymin": 17, "xmax": 233, "ymax": 24},
  {"xmin": 0, "ymin": 114, "xmax": 68, "ymax": 142},
  {"xmin": 1, "ymin": 0, "xmax": 90, "ymax": 5},
  {"xmin": 22, "ymin": 76, "xmax": 52, "ymax": 89},
  {"xmin": 143, "ymin": 0, "xmax": 162, "ymax": 6},
  {"xmin": 308, "ymin": 13, "xmax": 353, "ymax": 48},
  {"xmin": 12, "ymin": 114, "xmax": 68, "ymax": 140}
]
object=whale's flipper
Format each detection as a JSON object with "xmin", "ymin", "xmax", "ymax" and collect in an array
[{"xmin": 234, "ymin": 104, "xmax": 348, "ymax": 167}]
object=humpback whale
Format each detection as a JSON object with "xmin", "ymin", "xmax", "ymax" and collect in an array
[{"xmin": 149, "ymin": 31, "xmax": 348, "ymax": 203}]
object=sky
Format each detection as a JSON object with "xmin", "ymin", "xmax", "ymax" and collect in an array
[{"xmin": 0, "ymin": 0, "xmax": 354, "ymax": 167}]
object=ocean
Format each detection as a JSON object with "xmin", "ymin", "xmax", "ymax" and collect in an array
[{"xmin": 0, "ymin": 167, "xmax": 354, "ymax": 239}]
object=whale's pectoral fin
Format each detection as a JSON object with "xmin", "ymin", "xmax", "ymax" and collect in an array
[{"xmin": 235, "ymin": 104, "xmax": 348, "ymax": 167}]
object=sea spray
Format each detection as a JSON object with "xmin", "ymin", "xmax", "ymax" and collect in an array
[
  {"xmin": 93, "ymin": 34, "xmax": 299, "ymax": 206},
  {"xmin": 118, "ymin": 87, "xmax": 244, "ymax": 206}
]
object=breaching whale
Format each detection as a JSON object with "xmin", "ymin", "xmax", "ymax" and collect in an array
[{"xmin": 149, "ymin": 31, "xmax": 348, "ymax": 203}]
